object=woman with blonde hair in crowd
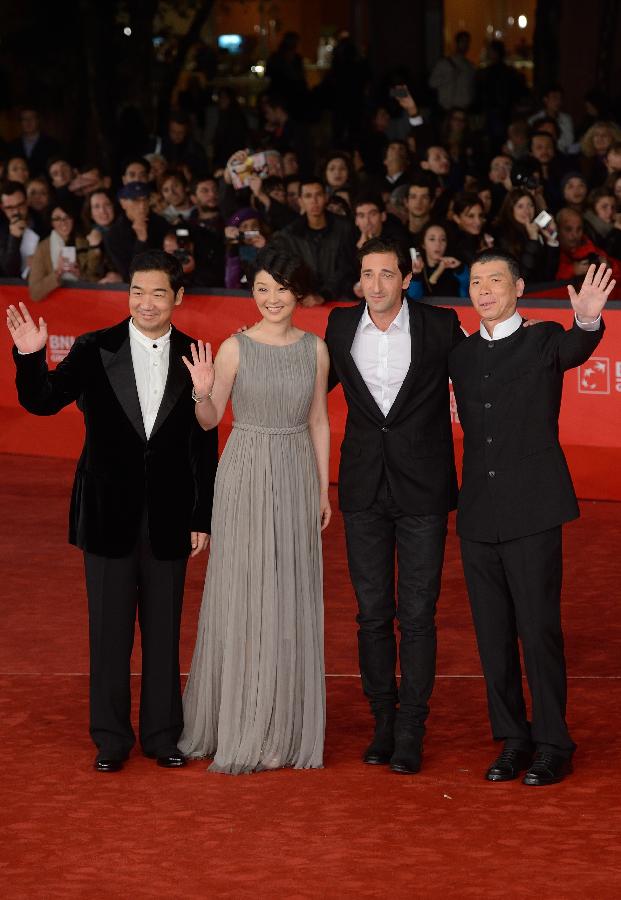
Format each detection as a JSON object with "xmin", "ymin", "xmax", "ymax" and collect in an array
[{"xmin": 580, "ymin": 121, "xmax": 621, "ymax": 187}]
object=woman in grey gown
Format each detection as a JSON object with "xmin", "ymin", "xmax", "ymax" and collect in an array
[{"xmin": 179, "ymin": 248, "xmax": 331, "ymax": 774}]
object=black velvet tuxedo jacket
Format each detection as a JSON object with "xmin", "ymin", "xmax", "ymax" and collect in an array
[
  {"xmin": 325, "ymin": 298, "xmax": 465, "ymax": 514},
  {"xmin": 448, "ymin": 319, "xmax": 604, "ymax": 543},
  {"xmin": 13, "ymin": 319, "xmax": 218, "ymax": 559}
]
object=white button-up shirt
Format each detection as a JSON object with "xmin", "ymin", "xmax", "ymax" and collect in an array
[
  {"xmin": 129, "ymin": 319, "xmax": 171, "ymax": 439},
  {"xmin": 350, "ymin": 301, "xmax": 411, "ymax": 416}
]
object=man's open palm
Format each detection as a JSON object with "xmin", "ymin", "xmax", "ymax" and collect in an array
[
  {"xmin": 6, "ymin": 302, "xmax": 48, "ymax": 354},
  {"xmin": 568, "ymin": 263, "xmax": 615, "ymax": 321}
]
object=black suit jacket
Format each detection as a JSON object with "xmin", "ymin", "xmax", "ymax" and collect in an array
[
  {"xmin": 449, "ymin": 319, "xmax": 604, "ymax": 542},
  {"xmin": 13, "ymin": 319, "xmax": 218, "ymax": 559},
  {"xmin": 325, "ymin": 298, "xmax": 464, "ymax": 514}
]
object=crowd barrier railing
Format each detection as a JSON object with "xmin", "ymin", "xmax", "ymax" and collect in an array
[{"xmin": 1, "ymin": 281, "xmax": 620, "ymax": 501}]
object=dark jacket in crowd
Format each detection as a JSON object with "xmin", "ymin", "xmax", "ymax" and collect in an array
[
  {"xmin": 271, "ymin": 211, "xmax": 357, "ymax": 299},
  {"xmin": 498, "ymin": 234, "xmax": 560, "ymax": 283},
  {"xmin": 104, "ymin": 212, "xmax": 170, "ymax": 283},
  {"xmin": 8, "ymin": 133, "xmax": 61, "ymax": 178},
  {"xmin": 189, "ymin": 220, "xmax": 226, "ymax": 287},
  {"xmin": 0, "ymin": 220, "xmax": 22, "ymax": 277},
  {"xmin": 13, "ymin": 319, "xmax": 218, "ymax": 559},
  {"xmin": 583, "ymin": 212, "xmax": 621, "ymax": 262}
]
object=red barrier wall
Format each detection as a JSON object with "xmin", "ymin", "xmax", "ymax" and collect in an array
[{"xmin": 2, "ymin": 285, "xmax": 620, "ymax": 500}]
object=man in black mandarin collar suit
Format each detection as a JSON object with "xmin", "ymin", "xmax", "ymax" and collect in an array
[
  {"xmin": 449, "ymin": 250, "xmax": 612, "ymax": 786},
  {"xmin": 325, "ymin": 237, "xmax": 465, "ymax": 774},
  {"xmin": 7, "ymin": 250, "xmax": 218, "ymax": 772}
]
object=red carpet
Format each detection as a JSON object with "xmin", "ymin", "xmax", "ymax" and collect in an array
[{"xmin": 2, "ymin": 454, "xmax": 621, "ymax": 898}]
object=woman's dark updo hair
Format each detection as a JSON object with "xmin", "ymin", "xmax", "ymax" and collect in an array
[{"xmin": 251, "ymin": 247, "xmax": 316, "ymax": 299}]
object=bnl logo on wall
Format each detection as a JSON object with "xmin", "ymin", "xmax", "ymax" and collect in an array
[{"xmin": 577, "ymin": 358, "xmax": 617, "ymax": 394}]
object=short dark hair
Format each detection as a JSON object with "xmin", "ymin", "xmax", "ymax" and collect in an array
[
  {"xmin": 407, "ymin": 172, "xmax": 437, "ymax": 196},
  {"xmin": 1, "ymin": 179, "xmax": 27, "ymax": 199},
  {"xmin": 190, "ymin": 174, "xmax": 217, "ymax": 194},
  {"xmin": 353, "ymin": 191, "xmax": 385, "ymax": 213},
  {"xmin": 299, "ymin": 178, "xmax": 325, "ymax": 193},
  {"xmin": 251, "ymin": 246, "xmax": 315, "ymax": 299},
  {"xmin": 169, "ymin": 109, "xmax": 190, "ymax": 126},
  {"xmin": 472, "ymin": 248, "xmax": 521, "ymax": 281},
  {"xmin": 263, "ymin": 175, "xmax": 285, "ymax": 193},
  {"xmin": 357, "ymin": 237, "xmax": 410, "ymax": 278},
  {"xmin": 129, "ymin": 250, "xmax": 184, "ymax": 294},
  {"xmin": 452, "ymin": 191, "xmax": 484, "ymax": 217},
  {"xmin": 531, "ymin": 117, "xmax": 560, "ymax": 140},
  {"xmin": 162, "ymin": 170, "xmax": 188, "ymax": 189},
  {"xmin": 530, "ymin": 129, "xmax": 556, "ymax": 147},
  {"xmin": 122, "ymin": 156, "xmax": 150, "ymax": 174}
]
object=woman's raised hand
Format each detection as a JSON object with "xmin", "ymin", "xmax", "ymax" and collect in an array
[
  {"xmin": 6, "ymin": 302, "xmax": 48, "ymax": 354},
  {"xmin": 182, "ymin": 340, "xmax": 216, "ymax": 399}
]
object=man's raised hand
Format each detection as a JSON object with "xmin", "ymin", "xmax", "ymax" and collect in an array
[
  {"xmin": 568, "ymin": 263, "xmax": 615, "ymax": 322},
  {"xmin": 6, "ymin": 302, "xmax": 48, "ymax": 354},
  {"xmin": 182, "ymin": 340, "xmax": 216, "ymax": 399}
]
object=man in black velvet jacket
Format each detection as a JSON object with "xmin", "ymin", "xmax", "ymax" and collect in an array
[
  {"xmin": 325, "ymin": 237, "xmax": 465, "ymax": 774},
  {"xmin": 7, "ymin": 250, "xmax": 218, "ymax": 772},
  {"xmin": 449, "ymin": 250, "xmax": 611, "ymax": 786}
]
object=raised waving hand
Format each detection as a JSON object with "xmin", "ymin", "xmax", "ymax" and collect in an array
[
  {"xmin": 181, "ymin": 340, "xmax": 216, "ymax": 400},
  {"xmin": 568, "ymin": 263, "xmax": 615, "ymax": 322},
  {"xmin": 6, "ymin": 302, "xmax": 48, "ymax": 354}
]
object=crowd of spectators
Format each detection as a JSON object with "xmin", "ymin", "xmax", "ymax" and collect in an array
[{"xmin": 2, "ymin": 31, "xmax": 621, "ymax": 303}]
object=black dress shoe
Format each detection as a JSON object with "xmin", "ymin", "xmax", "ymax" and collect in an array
[
  {"xmin": 363, "ymin": 713, "xmax": 396, "ymax": 765},
  {"xmin": 485, "ymin": 748, "xmax": 533, "ymax": 782},
  {"xmin": 389, "ymin": 737, "xmax": 422, "ymax": 775},
  {"xmin": 145, "ymin": 748, "xmax": 186, "ymax": 768},
  {"xmin": 94, "ymin": 756, "xmax": 125, "ymax": 773},
  {"xmin": 523, "ymin": 752, "xmax": 572, "ymax": 786}
]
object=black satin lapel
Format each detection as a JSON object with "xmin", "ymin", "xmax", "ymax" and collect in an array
[
  {"xmin": 100, "ymin": 340, "xmax": 146, "ymax": 442},
  {"xmin": 384, "ymin": 301, "xmax": 424, "ymax": 425},
  {"xmin": 149, "ymin": 341, "xmax": 188, "ymax": 439}
]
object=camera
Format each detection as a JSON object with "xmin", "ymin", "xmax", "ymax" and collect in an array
[
  {"xmin": 173, "ymin": 249, "xmax": 191, "ymax": 265},
  {"xmin": 390, "ymin": 86, "xmax": 409, "ymax": 99},
  {"xmin": 239, "ymin": 230, "xmax": 260, "ymax": 243},
  {"xmin": 513, "ymin": 170, "xmax": 538, "ymax": 191},
  {"xmin": 175, "ymin": 227, "xmax": 190, "ymax": 249}
]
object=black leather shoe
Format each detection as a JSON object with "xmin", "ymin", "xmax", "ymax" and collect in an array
[
  {"xmin": 523, "ymin": 752, "xmax": 572, "ymax": 786},
  {"xmin": 145, "ymin": 748, "xmax": 186, "ymax": 768},
  {"xmin": 363, "ymin": 713, "xmax": 396, "ymax": 765},
  {"xmin": 485, "ymin": 748, "xmax": 533, "ymax": 782},
  {"xmin": 94, "ymin": 756, "xmax": 125, "ymax": 773},
  {"xmin": 389, "ymin": 737, "xmax": 422, "ymax": 775}
]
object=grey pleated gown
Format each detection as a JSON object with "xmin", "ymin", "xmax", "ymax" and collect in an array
[{"xmin": 179, "ymin": 331, "xmax": 325, "ymax": 774}]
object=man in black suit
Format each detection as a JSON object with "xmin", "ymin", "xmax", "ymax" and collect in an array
[
  {"xmin": 325, "ymin": 237, "xmax": 464, "ymax": 774},
  {"xmin": 449, "ymin": 250, "xmax": 612, "ymax": 785},
  {"xmin": 7, "ymin": 250, "xmax": 218, "ymax": 772}
]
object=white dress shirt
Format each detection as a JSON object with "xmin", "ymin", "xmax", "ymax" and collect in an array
[
  {"xmin": 129, "ymin": 319, "xmax": 171, "ymax": 439},
  {"xmin": 479, "ymin": 310, "xmax": 601, "ymax": 340},
  {"xmin": 350, "ymin": 301, "xmax": 411, "ymax": 416}
]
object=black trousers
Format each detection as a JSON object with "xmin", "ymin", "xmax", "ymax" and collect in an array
[
  {"xmin": 83, "ymin": 512, "xmax": 188, "ymax": 758},
  {"xmin": 343, "ymin": 478, "xmax": 448, "ymax": 728},
  {"xmin": 460, "ymin": 526, "xmax": 575, "ymax": 756}
]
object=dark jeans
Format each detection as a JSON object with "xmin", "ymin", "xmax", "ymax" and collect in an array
[
  {"xmin": 460, "ymin": 526, "xmax": 575, "ymax": 756},
  {"xmin": 343, "ymin": 478, "xmax": 448, "ymax": 728},
  {"xmin": 84, "ymin": 511, "xmax": 188, "ymax": 758}
]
